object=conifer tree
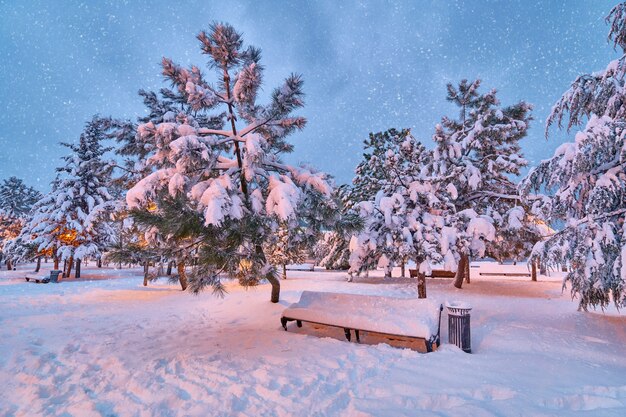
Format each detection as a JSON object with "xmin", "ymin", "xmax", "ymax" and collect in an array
[
  {"xmin": 0, "ymin": 177, "xmax": 42, "ymax": 217},
  {"xmin": 430, "ymin": 80, "xmax": 532, "ymax": 288},
  {"xmin": 12, "ymin": 117, "xmax": 115, "ymax": 278},
  {"xmin": 0, "ymin": 177, "xmax": 41, "ymax": 269},
  {"xmin": 126, "ymin": 23, "xmax": 333, "ymax": 302},
  {"xmin": 264, "ymin": 223, "xmax": 307, "ymax": 280},
  {"xmin": 100, "ymin": 95, "xmax": 195, "ymax": 289},
  {"xmin": 314, "ymin": 185, "xmax": 362, "ymax": 271},
  {"xmin": 521, "ymin": 2, "xmax": 626, "ymax": 310},
  {"xmin": 347, "ymin": 129, "xmax": 444, "ymax": 289}
]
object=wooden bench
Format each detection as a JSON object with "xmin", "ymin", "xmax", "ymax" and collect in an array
[
  {"xmin": 479, "ymin": 272, "xmax": 531, "ymax": 277},
  {"xmin": 410, "ymin": 269, "xmax": 456, "ymax": 278},
  {"xmin": 281, "ymin": 291, "xmax": 443, "ymax": 352},
  {"xmin": 25, "ymin": 270, "xmax": 62, "ymax": 284}
]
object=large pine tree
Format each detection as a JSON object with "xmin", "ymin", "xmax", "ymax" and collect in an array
[
  {"xmin": 14, "ymin": 117, "xmax": 115, "ymax": 277},
  {"xmin": 521, "ymin": 3, "xmax": 626, "ymax": 310},
  {"xmin": 126, "ymin": 23, "xmax": 333, "ymax": 302},
  {"xmin": 347, "ymin": 129, "xmax": 443, "ymax": 286},
  {"xmin": 430, "ymin": 79, "xmax": 532, "ymax": 288}
]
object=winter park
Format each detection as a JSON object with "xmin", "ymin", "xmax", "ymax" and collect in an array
[{"xmin": 1, "ymin": 1, "xmax": 626, "ymax": 416}]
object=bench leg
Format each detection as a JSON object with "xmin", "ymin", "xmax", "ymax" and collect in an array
[
  {"xmin": 344, "ymin": 328, "xmax": 351, "ymax": 342},
  {"xmin": 355, "ymin": 330, "xmax": 360, "ymax": 343},
  {"xmin": 296, "ymin": 320, "xmax": 302, "ymax": 328},
  {"xmin": 281, "ymin": 317, "xmax": 288, "ymax": 331},
  {"xmin": 425, "ymin": 340, "xmax": 433, "ymax": 353},
  {"xmin": 25, "ymin": 278, "xmax": 30, "ymax": 282}
]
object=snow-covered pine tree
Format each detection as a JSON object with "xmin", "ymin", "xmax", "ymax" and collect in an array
[
  {"xmin": 0, "ymin": 177, "xmax": 42, "ymax": 217},
  {"xmin": 99, "ymin": 95, "xmax": 191, "ymax": 289},
  {"xmin": 0, "ymin": 177, "xmax": 41, "ymax": 269},
  {"xmin": 126, "ymin": 23, "xmax": 333, "ymax": 302},
  {"xmin": 314, "ymin": 184, "xmax": 363, "ymax": 271},
  {"xmin": 430, "ymin": 79, "xmax": 532, "ymax": 288},
  {"xmin": 18, "ymin": 117, "xmax": 115, "ymax": 278},
  {"xmin": 348, "ymin": 129, "xmax": 443, "ymax": 288},
  {"xmin": 521, "ymin": 3, "xmax": 626, "ymax": 310},
  {"xmin": 485, "ymin": 208, "xmax": 545, "ymax": 266},
  {"xmin": 264, "ymin": 223, "xmax": 307, "ymax": 280}
]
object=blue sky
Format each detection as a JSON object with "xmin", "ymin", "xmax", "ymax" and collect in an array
[{"xmin": 0, "ymin": 0, "xmax": 619, "ymax": 190}]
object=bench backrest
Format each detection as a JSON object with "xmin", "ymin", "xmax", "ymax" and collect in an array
[{"xmin": 49, "ymin": 270, "xmax": 62, "ymax": 283}]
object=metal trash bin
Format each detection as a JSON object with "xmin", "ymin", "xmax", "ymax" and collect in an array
[{"xmin": 447, "ymin": 302, "xmax": 472, "ymax": 353}]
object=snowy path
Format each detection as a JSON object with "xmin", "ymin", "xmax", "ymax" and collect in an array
[{"xmin": 1, "ymin": 265, "xmax": 625, "ymax": 416}]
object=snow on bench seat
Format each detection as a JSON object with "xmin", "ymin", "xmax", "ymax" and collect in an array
[
  {"xmin": 285, "ymin": 263, "xmax": 315, "ymax": 271},
  {"xmin": 25, "ymin": 274, "xmax": 50, "ymax": 283},
  {"xmin": 281, "ymin": 291, "xmax": 443, "ymax": 350},
  {"xmin": 472, "ymin": 261, "xmax": 532, "ymax": 277}
]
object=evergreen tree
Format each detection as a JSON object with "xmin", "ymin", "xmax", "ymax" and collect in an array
[
  {"xmin": 264, "ymin": 223, "xmax": 307, "ymax": 280},
  {"xmin": 521, "ymin": 2, "xmax": 626, "ymax": 310},
  {"xmin": 13, "ymin": 117, "xmax": 115, "ymax": 277},
  {"xmin": 100, "ymin": 97, "xmax": 192, "ymax": 289},
  {"xmin": 0, "ymin": 177, "xmax": 41, "ymax": 269},
  {"xmin": 314, "ymin": 185, "xmax": 362, "ymax": 271},
  {"xmin": 0, "ymin": 177, "xmax": 42, "ymax": 217},
  {"xmin": 430, "ymin": 79, "xmax": 532, "ymax": 288},
  {"xmin": 347, "ymin": 129, "xmax": 444, "ymax": 286},
  {"xmin": 126, "ymin": 23, "xmax": 333, "ymax": 302}
]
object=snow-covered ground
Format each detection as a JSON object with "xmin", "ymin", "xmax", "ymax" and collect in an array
[{"xmin": 1, "ymin": 263, "xmax": 625, "ymax": 417}]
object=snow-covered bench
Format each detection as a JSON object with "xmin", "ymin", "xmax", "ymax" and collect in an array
[
  {"xmin": 473, "ymin": 262, "xmax": 531, "ymax": 277},
  {"xmin": 280, "ymin": 291, "xmax": 444, "ymax": 352},
  {"xmin": 410, "ymin": 269, "xmax": 456, "ymax": 278},
  {"xmin": 25, "ymin": 270, "xmax": 62, "ymax": 284},
  {"xmin": 286, "ymin": 263, "xmax": 315, "ymax": 271}
]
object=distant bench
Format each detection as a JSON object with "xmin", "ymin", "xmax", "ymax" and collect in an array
[
  {"xmin": 479, "ymin": 272, "xmax": 531, "ymax": 277},
  {"xmin": 410, "ymin": 269, "xmax": 456, "ymax": 279},
  {"xmin": 281, "ymin": 291, "xmax": 443, "ymax": 352}
]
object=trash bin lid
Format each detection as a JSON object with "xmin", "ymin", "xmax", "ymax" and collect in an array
[{"xmin": 446, "ymin": 301, "xmax": 472, "ymax": 314}]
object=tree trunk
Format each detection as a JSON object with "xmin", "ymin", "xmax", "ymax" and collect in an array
[
  {"xmin": 97, "ymin": 258, "xmax": 102, "ymax": 268},
  {"xmin": 75, "ymin": 259, "xmax": 81, "ymax": 278},
  {"xmin": 464, "ymin": 256, "xmax": 471, "ymax": 284},
  {"xmin": 167, "ymin": 261, "xmax": 173, "ymax": 275},
  {"xmin": 6, "ymin": 259, "xmax": 13, "ymax": 271},
  {"xmin": 417, "ymin": 272, "xmax": 427, "ymax": 299},
  {"xmin": 35, "ymin": 257, "xmax": 41, "ymax": 272},
  {"xmin": 66, "ymin": 257, "xmax": 74, "ymax": 278},
  {"xmin": 143, "ymin": 260, "xmax": 149, "ymax": 286},
  {"xmin": 400, "ymin": 258, "xmax": 406, "ymax": 278},
  {"xmin": 384, "ymin": 266, "xmax": 392, "ymax": 278},
  {"xmin": 531, "ymin": 260, "xmax": 537, "ymax": 282},
  {"xmin": 453, "ymin": 254, "xmax": 469, "ymax": 289},
  {"xmin": 54, "ymin": 256, "xmax": 59, "ymax": 270},
  {"xmin": 282, "ymin": 264, "xmax": 287, "ymax": 280},
  {"xmin": 222, "ymin": 68, "xmax": 248, "ymax": 197},
  {"xmin": 177, "ymin": 262, "xmax": 188, "ymax": 291},
  {"xmin": 62, "ymin": 259, "xmax": 67, "ymax": 277},
  {"xmin": 267, "ymin": 273, "xmax": 280, "ymax": 303}
]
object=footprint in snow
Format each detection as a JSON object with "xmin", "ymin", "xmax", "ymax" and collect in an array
[{"xmin": 540, "ymin": 385, "xmax": 626, "ymax": 411}]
